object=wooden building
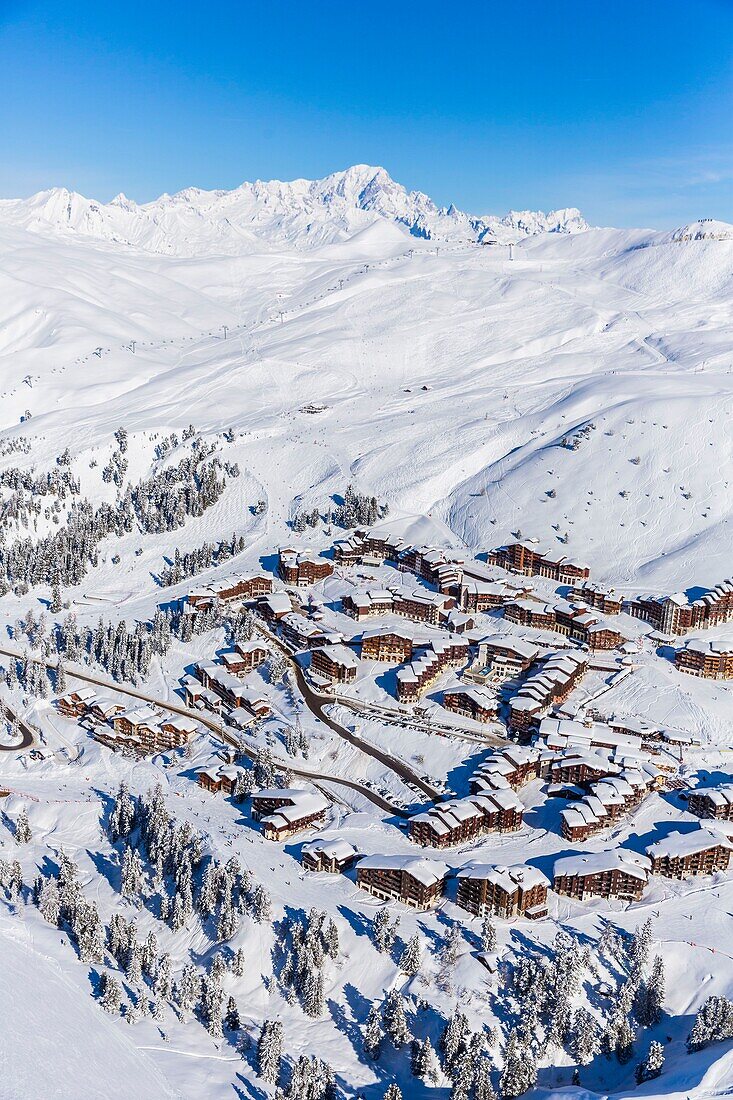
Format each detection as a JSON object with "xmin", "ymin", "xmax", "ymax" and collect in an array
[
  {"xmin": 675, "ymin": 639, "xmax": 733, "ymax": 680},
  {"xmin": 278, "ymin": 548, "xmax": 334, "ymax": 587},
  {"xmin": 553, "ymin": 850, "xmax": 651, "ymax": 902},
  {"xmin": 408, "ymin": 789, "xmax": 524, "ymax": 848},
  {"xmin": 356, "ymin": 854, "xmax": 449, "ymax": 909},
  {"xmin": 646, "ymin": 828, "xmax": 733, "ymax": 879},
  {"xmin": 301, "ymin": 838, "xmax": 359, "ymax": 873},
  {"xmin": 218, "ymin": 640, "xmax": 268, "ymax": 675},
  {"xmin": 487, "ymin": 540, "xmax": 590, "ymax": 583},
  {"xmin": 457, "ymin": 863, "xmax": 549, "ymax": 919},
  {"xmin": 252, "ymin": 788, "xmax": 330, "ymax": 841},
  {"xmin": 361, "ymin": 627, "xmax": 414, "ymax": 663},
  {"xmin": 310, "ymin": 644, "xmax": 359, "ymax": 684},
  {"xmin": 687, "ymin": 783, "xmax": 733, "ymax": 821},
  {"xmin": 57, "ymin": 687, "xmax": 97, "ymax": 718},
  {"xmin": 442, "ymin": 686, "xmax": 498, "ymax": 723}
]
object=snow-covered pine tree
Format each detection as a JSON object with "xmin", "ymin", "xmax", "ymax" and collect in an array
[
  {"xmin": 399, "ymin": 933, "xmax": 422, "ymax": 976},
  {"xmin": 383, "ymin": 1087, "xmax": 402, "ymax": 1100},
  {"xmin": 301, "ymin": 967, "xmax": 325, "ymax": 1018},
  {"xmin": 202, "ymin": 972, "xmax": 224, "ymax": 1039},
  {"xmin": 154, "ymin": 953, "xmax": 173, "ymax": 1000},
  {"xmin": 14, "ymin": 807, "xmax": 32, "ymax": 844},
  {"xmin": 383, "ymin": 988, "xmax": 411, "ymax": 1048},
  {"xmin": 637, "ymin": 954, "xmax": 665, "ymax": 1026},
  {"xmin": 224, "ymin": 995, "xmax": 240, "ymax": 1031},
  {"xmin": 99, "ymin": 972, "xmax": 123, "ymax": 1015},
  {"xmin": 481, "ymin": 910, "xmax": 497, "ymax": 953},
  {"xmin": 257, "ymin": 1019, "xmax": 284, "ymax": 1084},
  {"xmin": 251, "ymin": 883, "xmax": 272, "ymax": 923},
  {"xmin": 363, "ymin": 1003, "xmax": 384, "ymax": 1059},
  {"xmin": 570, "ymin": 1007, "xmax": 601, "ymax": 1065},
  {"xmin": 636, "ymin": 1040, "xmax": 664, "ymax": 1083},
  {"xmin": 499, "ymin": 1031, "xmax": 537, "ymax": 1098},
  {"xmin": 687, "ymin": 996, "xmax": 733, "ymax": 1051},
  {"xmin": 373, "ymin": 907, "xmax": 399, "ymax": 953},
  {"xmin": 231, "ymin": 946, "xmax": 246, "ymax": 977},
  {"xmin": 411, "ymin": 1036, "xmax": 442, "ymax": 1085},
  {"xmin": 108, "ymin": 781, "xmax": 136, "ymax": 841},
  {"xmin": 473, "ymin": 1055, "xmax": 497, "ymax": 1100},
  {"xmin": 440, "ymin": 1009, "xmax": 470, "ymax": 1079},
  {"xmin": 120, "ymin": 844, "xmax": 145, "ymax": 901}
]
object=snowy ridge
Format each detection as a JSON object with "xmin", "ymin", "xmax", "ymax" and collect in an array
[{"xmin": 0, "ymin": 165, "xmax": 590, "ymax": 254}]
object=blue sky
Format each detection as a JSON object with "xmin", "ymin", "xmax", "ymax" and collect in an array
[{"xmin": 1, "ymin": 0, "xmax": 732, "ymax": 227}]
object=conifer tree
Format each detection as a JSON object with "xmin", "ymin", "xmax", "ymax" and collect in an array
[
  {"xmin": 499, "ymin": 1031, "xmax": 537, "ymax": 1098},
  {"xmin": 14, "ymin": 807, "xmax": 32, "ymax": 844},
  {"xmin": 481, "ymin": 910, "xmax": 497, "ymax": 953},
  {"xmin": 363, "ymin": 1004, "xmax": 384, "ymax": 1059},
  {"xmin": 636, "ymin": 1040, "xmax": 664, "ymax": 1084},
  {"xmin": 257, "ymin": 1019, "xmax": 284, "ymax": 1084},
  {"xmin": 399, "ymin": 933, "xmax": 422, "ymax": 977}
]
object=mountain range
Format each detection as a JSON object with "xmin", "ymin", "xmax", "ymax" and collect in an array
[{"xmin": 0, "ymin": 164, "xmax": 590, "ymax": 254}]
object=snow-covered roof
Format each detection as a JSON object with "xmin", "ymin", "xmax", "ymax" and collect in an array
[
  {"xmin": 646, "ymin": 828, "xmax": 733, "ymax": 860},
  {"xmin": 357, "ymin": 854, "xmax": 449, "ymax": 886},
  {"xmin": 554, "ymin": 849, "xmax": 651, "ymax": 881}
]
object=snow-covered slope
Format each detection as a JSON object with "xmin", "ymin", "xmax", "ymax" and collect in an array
[
  {"xmin": 0, "ymin": 165, "xmax": 589, "ymax": 254},
  {"xmin": 0, "ymin": 184, "xmax": 730, "ymax": 586}
]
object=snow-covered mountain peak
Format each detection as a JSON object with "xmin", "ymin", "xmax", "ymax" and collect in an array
[
  {"xmin": 669, "ymin": 218, "xmax": 733, "ymax": 242},
  {"xmin": 0, "ymin": 165, "xmax": 590, "ymax": 254}
]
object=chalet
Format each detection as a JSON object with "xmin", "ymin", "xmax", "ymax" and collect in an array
[
  {"xmin": 646, "ymin": 828, "xmax": 733, "ymax": 878},
  {"xmin": 258, "ymin": 591, "xmax": 294, "ymax": 622},
  {"xmin": 507, "ymin": 651, "xmax": 588, "ymax": 732},
  {"xmin": 442, "ymin": 686, "xmax": 498, "ymax": 723},
  {"xmin": 104, "ymin": 705, "xmax": 196, "ymax": 755},
  {"xmin": 687, "ymin": 784, "xmax": 733, "ymax": 821},
  {"xmin": 570, "ymin": 584, "xmax": 623, "ymax": 615},
  {"xmin": 459, "ymin": 580, "xmax": 513, "ymax": 613},
  {"xmin": 310, "ymin": 644, "xmax": 359, "ymax": 684},
  {"xmin": 626, "ymin": 592, "xmax": 694, "ymax": 636},
  {"xmin": 87, "ymin": 697, "xmax": 126, "ymax": 724},
  {"xmin": 356, "ymin": 854, "xmax": 449, "ymax": 909},
  {"xmin": 195, "ymin": 663, "xmax": 270, "ymax": 718},
  {"xmin": 561, "ymin": 770, "xmax": 650, "ymax": 841},
  {"xmin": 278, "ymin": 548, "xmax": 334, "ymax": 587},
  {"xmin": 675, "ymin": 639, "xmax": 733, "ymax": 679},
  {"xmin": 186, "ymin": 573, "xmax": 273, "ymax": 609},
  {"xmin": 252, "ymin": 788, "xmax": 330, "ymax": 841},
  {"xmin": 549, "ymin": 751, "xmax": 620, "ymax": 787},
  {"xmin": 408, "ymin": 790, "xmax": 524, "ymax": 848},
  {"xmin": 218, "ymin": 640, "xmax": 268, "ymax": 675},
  {"xmin": 504, "ymin": 600, "xmax": 557, "ymax": 632},
  {"xmin": 626, "ymin": 579, "xmax": 733, "ymax": 637},
  {"xmin": 301, "ymin": 838, "xmax": 360, "ymax": 873},
  {"xmin": 470, "ymin": 745, "xmax": 542, "ymax": 794},
  {"xmin": 553, "ymin": 850, "xmax": 651, "ymax": 901},
  {"xmin": 159, "ymin": 715, "xmax": 199, "ymax": 748},
  {"xmin": 279, "ymin": 612, "xmax": 329, "ymax": 650},
  {"xmin": 392, "ymin": 589, "xmax": 454, "ymax": 626},
  {"xmin": 504, "ymin": 599, "xmax": 626, "ymax": 650},
  {"xmin": 341, "ymin": 589, "xmax": 395, "ymax": 620},
  {"xmin": 445, "ymin": 609, "xmax": 476, "ymax": 634},
  {"xmin": 197, "ymin": 764, "xmax": 244, "ymax": 795},
  {"xmin": 396, "ymin": 636, "xmax": 469, "ymax": 703},
  {"xmin": 332, "ymin": 529, "xmax": 464, "ymax": 596},
  {"xmin": 487, "ymin": 540, "xmax": 590, "ymax": 583},
  {"xmin": 457, "ymin": 863, "xmax": 549, "ymax": 919},
  {"xmin": 57, "ymin": 687, "xmax": 96, "ymax": 718},
  {"xmin": 361, "ymin": 627, "xmax": 413, "ymax": 663}
]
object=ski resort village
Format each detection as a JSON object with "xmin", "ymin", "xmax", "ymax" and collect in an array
[{"xmin": 1, "ymin": 166, "xmax": 733, "ymax": 1100}]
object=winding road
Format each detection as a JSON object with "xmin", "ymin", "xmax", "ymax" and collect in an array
[{"xmin": 0, "ymin": 644, "xmax": 409, "ymax": 817}]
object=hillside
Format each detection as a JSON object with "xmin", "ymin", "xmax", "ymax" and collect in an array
[{"xmin": 0, "ymin": 167, "xmax": 733, "ymax": 1100}]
